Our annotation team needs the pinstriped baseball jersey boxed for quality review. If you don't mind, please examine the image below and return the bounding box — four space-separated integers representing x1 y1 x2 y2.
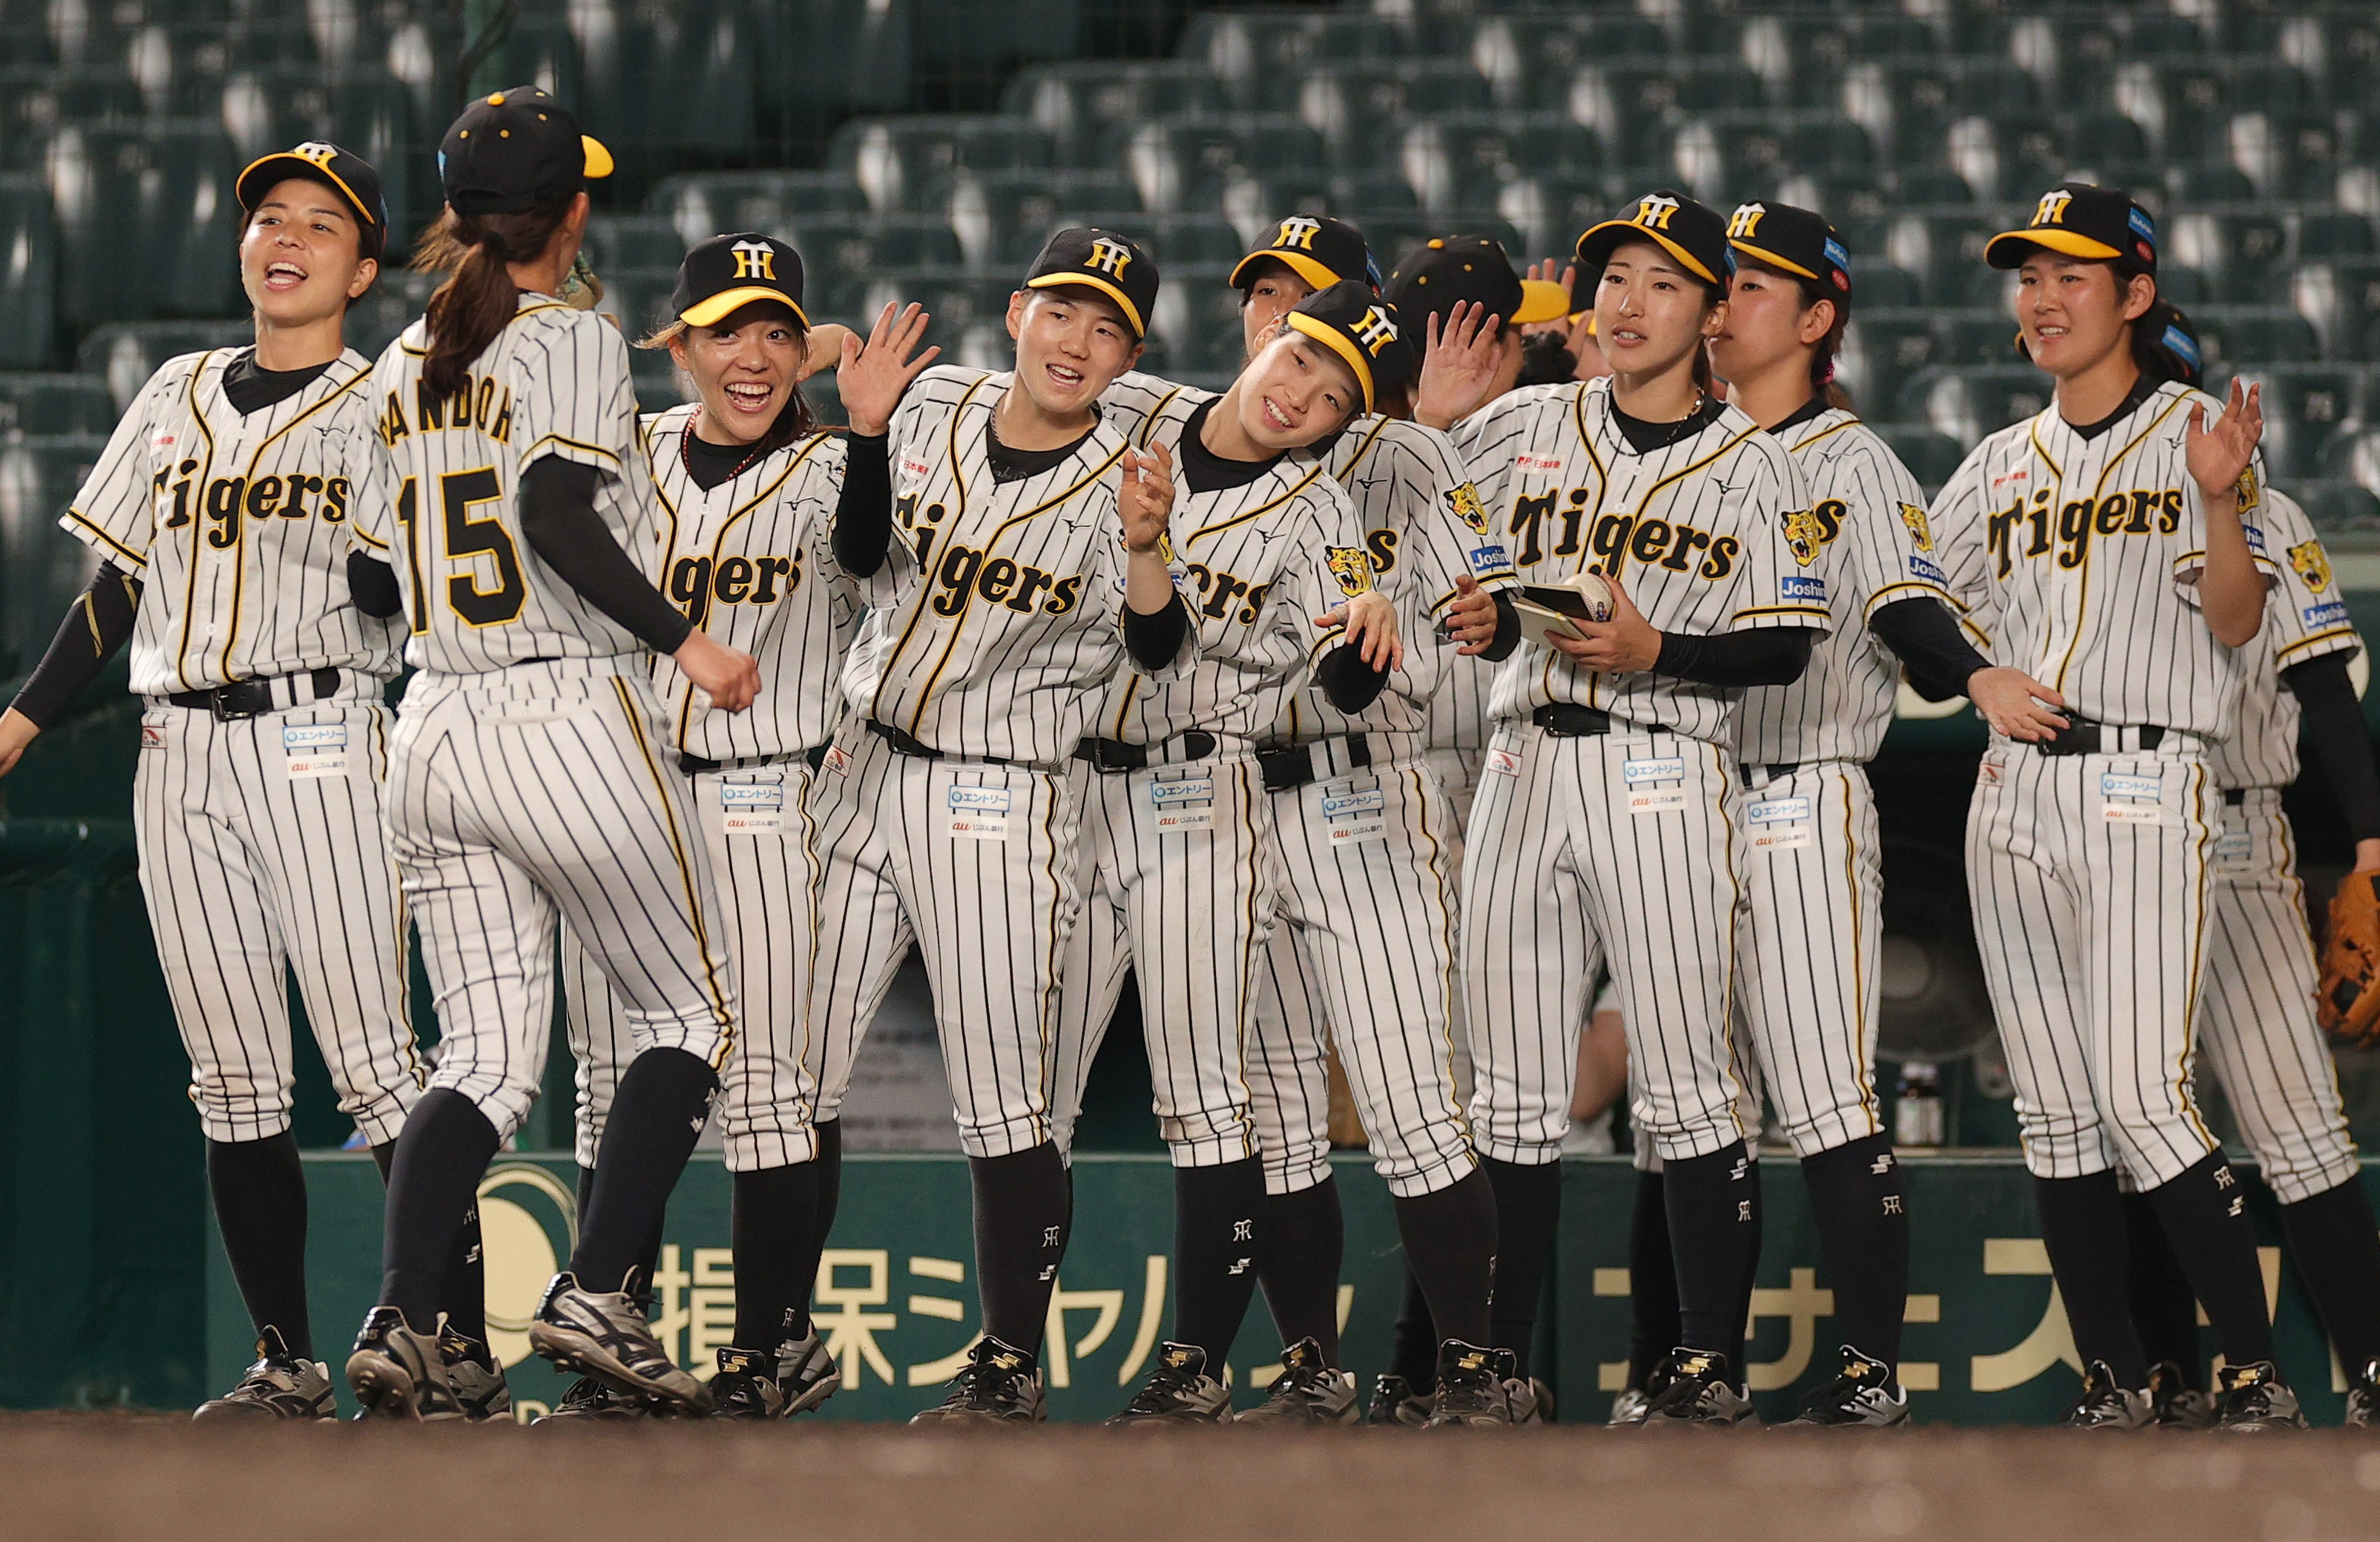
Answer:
2210 487 2360 790
1451 377 1827 743
357 296 660 673
1927 380 2274 741
1736 410 1950 765
845 364 1178 763
60 347 402 695
1097 369 1184 444
640 406 857 760
1086 388 1374 744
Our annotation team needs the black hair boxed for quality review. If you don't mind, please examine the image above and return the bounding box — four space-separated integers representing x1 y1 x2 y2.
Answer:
1731 252 1852 411
412 197 578 398
1516 332 1577 388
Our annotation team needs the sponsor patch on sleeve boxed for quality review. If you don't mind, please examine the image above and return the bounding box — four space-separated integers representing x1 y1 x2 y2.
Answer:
1468 542 1510 575
2304 600 2350 627
1779 574 1827 605
1907 554 1949 585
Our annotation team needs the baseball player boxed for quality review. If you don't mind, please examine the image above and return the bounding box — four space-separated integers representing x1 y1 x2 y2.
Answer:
548 234 862 1422
799 227 1193 1424
1450 190 1827 1425
2119 482 2380 1428
0 142 508 1421
338 88 764 1421
1045 281 1407 1425
1929 183 2300 1430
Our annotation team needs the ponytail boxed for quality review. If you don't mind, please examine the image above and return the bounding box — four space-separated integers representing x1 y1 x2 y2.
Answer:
2109 255 2202 387
412 200 579 398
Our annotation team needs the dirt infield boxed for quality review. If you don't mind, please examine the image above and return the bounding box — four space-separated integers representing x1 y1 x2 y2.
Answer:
7 1418 2380 1541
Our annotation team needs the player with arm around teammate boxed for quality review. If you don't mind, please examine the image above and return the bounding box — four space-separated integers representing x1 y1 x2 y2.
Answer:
1929 183 2297 1430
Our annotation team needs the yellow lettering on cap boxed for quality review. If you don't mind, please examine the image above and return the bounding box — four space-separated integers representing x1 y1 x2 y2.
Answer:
1728 203 1766 239
1634 194 1680 231
1352 305 1398 357
1085 238 1133 278
730 240 777 280
1275 217 1321 252
2034 189 2074 226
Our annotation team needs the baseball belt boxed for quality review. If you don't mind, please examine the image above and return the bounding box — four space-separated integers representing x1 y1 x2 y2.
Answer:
866 718 1013 766
680 745 830 775
166 666 344 721
1256 733 1374 793
1075 732 1219 774
2034 718 2166 757
1531 703 1612 737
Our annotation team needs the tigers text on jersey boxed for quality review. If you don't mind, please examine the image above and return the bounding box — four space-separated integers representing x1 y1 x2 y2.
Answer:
1088 384 1375 745
355 295 658 674
641 406 857 761
2211 487 2359 790
1452 377 1826 744
1736 410 1951 765
844 365 1183 764
1928 378 2275 742
61 347 402 696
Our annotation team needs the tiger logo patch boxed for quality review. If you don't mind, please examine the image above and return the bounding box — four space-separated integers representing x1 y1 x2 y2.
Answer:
1782 507 1827 568
1446 481 1489 536
2235 465 2262 515
2289 539 2333 594
1899 502 1933 552
1325 545 1375 597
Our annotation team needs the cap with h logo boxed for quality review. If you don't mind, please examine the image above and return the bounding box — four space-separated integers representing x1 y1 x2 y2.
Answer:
439 85 614 217
1281 279 1418 413
1382 234 1570 335
670 233 809 329
1574 189 1734 289
1986 183 2157 272
1726 201 1852 301
1024 227 1160 339
234 142 389 260
1229 214 1378 295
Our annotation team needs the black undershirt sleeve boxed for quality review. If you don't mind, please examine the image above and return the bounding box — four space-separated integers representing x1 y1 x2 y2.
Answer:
2283 652 2380 843
517 456 693 655
1121 593 1191 673
1480 589 1521 662
1314 641 1393 712
1651 626 1816 688
832 432 894 578
1869 596 1994 703
8 561 142 729
347 551 403 619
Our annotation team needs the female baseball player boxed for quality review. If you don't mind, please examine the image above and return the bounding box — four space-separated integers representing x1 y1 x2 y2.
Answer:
799 227 1192 1424
1450 190 1826 1425
0 142 504 1420
338 88 765 1420
1929 183 2298 1429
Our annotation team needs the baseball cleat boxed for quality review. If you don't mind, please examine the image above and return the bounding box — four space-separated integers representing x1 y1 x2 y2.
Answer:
1641 1348 1757 1426
1608 1387 1652 1427
527 1271 712 1417
1364 1373 1431 1428
1236 1337 1358 1426
1108 1342 1232 1425
438 1325 512 1423
1507 1375 1554 1426
194 1326 336 1422
346 1306 465 1421
1786 1345 1910 1428
535 1376 652 1423
2213 1361 2307 1431
775 1319 843 1416
910 1335 1045 1424
1424 1340 1513 1428
2146 1359 2215 1429
2347 1361 2380 1429
2057 1361 2153 1429
711 1346 789 1420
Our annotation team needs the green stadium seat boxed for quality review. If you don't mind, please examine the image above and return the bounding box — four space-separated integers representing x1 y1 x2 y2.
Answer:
1143 261 1245 381
1180 10 1410 110
1669 114 1876 206
1360 213 1530 274
1884 167 1978 206
1841 60 2040 171
771 214 965 286
1122 117 1326 214
0 374 111 438
650 173 869 252
1941 309 2024 366
1496 174 1620 263
1465 13 1669 111
1002 62 1223 167
1851 263 1923 309
2292 479 2380 537
1737 14 1854 111
2154 266 2214 306
343 270 435 364
1565 61 1772 177
2229 111 2344 201
2188 306 2322 369
1868 424 1968 493
1397 114 1598 213
2288 259 2380 361
0 66 139 170
481 13 582 114
72 320 291 411
631 347 690 416
753 0 912 114
1896 364 2054 449
1772 170 1890 231
2294 7 2380 109
45 122 242 328
2293 210 2376 263
593 266 681 344
1846 13 1942 62
2165 206 2289 304
586 217 688 274
568 1 757 160
1298 61 1492 165
826 269 1016 339
2224 364 2367 480
940 168 1140 269
2321 430 2380 503
829 117 1051 214
1838 309 1946 418
0 175 56 368
1048 213 1244 268
1880 209 1996 307
0 433 108 678
911 0 1083 72
1955 266 2016 308
2167 163 2256 203
2122 12 2211 57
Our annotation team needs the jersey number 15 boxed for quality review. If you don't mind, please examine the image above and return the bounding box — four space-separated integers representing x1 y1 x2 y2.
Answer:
394 466 527 632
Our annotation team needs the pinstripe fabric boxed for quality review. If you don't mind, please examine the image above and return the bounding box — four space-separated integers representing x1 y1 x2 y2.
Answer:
2210 488 2358 790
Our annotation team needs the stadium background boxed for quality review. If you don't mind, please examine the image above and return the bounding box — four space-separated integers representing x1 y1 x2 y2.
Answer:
0 0 2377 1422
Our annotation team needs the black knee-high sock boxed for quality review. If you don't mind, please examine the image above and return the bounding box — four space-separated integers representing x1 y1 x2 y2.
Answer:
1663 1141 1761 1364
1801 1133 1910 1367
2280 1178 2380 1379
1392 1267 1439 1388
732 1160 824 1353
2143 1152 2272 1368
1258 1176 1345 1362
571 1160 665 1310
1482 1156 1560 1379
568 1048 718 1293
1172 1158 1265 1372
386 1141 489 1348
1628 1168 1680 1388
968 1142 1072 1353
2035 1170 2146 1384
381 1090 502 1333
1393 1167 1497 1349
209 1132 313 1359
2122 1191 2203 1387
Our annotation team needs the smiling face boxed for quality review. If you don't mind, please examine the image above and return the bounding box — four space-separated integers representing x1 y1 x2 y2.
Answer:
2014 251 2154 381
239 176 375 325
1232 329 1364 453
1239 259 1318 361
670 301 803 447
1592 238 1723 380
1006 286 1144 418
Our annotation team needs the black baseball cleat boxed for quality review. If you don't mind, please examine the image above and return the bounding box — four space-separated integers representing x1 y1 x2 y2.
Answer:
2349 1360 2380 1430
2213 1360 2307 1431
528 1270 712 1416
535 1376 652 1423
1641 1348 1756 1426
1786 1345 1910 1428
2146 1359 2215 1429
1108 1342 1232 1425
346 1307 465 1421
1236 1337 1358 1425
2057 1361 2151 1429
774 1317 844 1416
1607 1387 1652 1427
438 1324 513 1423
1423 1340 1513 1428
195 1326 337 1422
1364 1373 1431 1428
711 1346 789 1420
910 1336 1045 1424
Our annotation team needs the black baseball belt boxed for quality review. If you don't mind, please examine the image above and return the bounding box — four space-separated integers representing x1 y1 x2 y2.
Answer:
1075 732 1218 774
165 666 343 721
1256 734 1374 794
2034 718 2166 758
867 718 1013 766
1531 703 1611 737
680 745 829 775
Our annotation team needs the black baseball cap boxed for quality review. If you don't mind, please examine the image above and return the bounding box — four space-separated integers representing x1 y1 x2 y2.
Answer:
1726 200 1851 301
1986 183 2157 273
235 142 388 259
1024 226 1159 339
438 85 614 217
1281 279 1417 413
671 232 808 329
1383 234 1570 336
1229 214 1378 295
1575 189 1734 289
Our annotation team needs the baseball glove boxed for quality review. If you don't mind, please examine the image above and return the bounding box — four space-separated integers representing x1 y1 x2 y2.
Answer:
2317 870 2380 1047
